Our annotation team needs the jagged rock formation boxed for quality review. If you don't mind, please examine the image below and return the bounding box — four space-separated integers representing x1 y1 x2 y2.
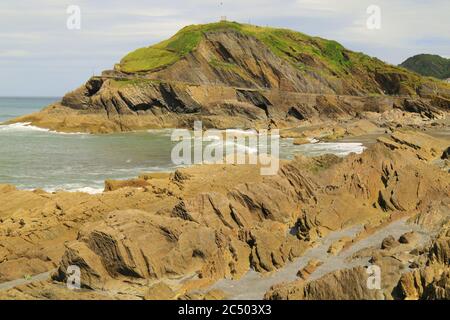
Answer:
0 130 448 299
262 131 450 301
8 22 450 133
265 266 383 300
264 225 450 300
395 226 450 299
1 21 449 301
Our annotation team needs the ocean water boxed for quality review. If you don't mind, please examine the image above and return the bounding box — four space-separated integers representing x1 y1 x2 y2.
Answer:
0 97 58 123
0 98 365 193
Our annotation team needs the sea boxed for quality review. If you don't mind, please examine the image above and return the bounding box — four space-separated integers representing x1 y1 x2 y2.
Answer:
0 97 365 193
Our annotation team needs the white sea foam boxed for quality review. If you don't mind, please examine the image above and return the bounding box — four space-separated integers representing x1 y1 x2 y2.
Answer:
68 187 104 194
225 128 258 136
207 140 259 155
41 186 104 194
299 142 366 156
204 134 222 141
113 166 169 173
0 122 50 132
51 130 88 135
233 143 258 155
308 137 320 144
0 122 87 135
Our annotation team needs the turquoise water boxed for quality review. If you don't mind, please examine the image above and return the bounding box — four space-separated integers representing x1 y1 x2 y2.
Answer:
0 98 365 193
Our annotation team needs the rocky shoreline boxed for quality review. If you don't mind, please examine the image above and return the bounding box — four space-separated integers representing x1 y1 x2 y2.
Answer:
1 21 450 300
5 87 449 135
5 22 450 135
0 128 448 300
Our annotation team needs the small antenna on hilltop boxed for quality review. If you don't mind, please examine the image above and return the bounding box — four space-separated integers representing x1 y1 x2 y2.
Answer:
219 1 227 22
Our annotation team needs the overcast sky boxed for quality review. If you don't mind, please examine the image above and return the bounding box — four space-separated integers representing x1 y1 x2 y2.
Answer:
1 0 449 97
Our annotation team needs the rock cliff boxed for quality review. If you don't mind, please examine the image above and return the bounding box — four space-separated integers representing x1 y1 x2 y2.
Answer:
8 22 450 133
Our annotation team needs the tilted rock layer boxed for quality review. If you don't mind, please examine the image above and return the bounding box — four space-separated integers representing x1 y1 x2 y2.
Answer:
0 130 448 299
7 22 450 133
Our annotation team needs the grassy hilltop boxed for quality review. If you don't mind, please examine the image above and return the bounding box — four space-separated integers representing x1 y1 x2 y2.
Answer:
7 22 450 134
116 21 447 96
119 21 356 74
400 54 450 80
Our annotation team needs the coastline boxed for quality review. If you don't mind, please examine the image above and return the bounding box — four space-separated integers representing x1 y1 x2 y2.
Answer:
2 103 448 194
0 128 448 299
4 100 448 138
1 12 450 302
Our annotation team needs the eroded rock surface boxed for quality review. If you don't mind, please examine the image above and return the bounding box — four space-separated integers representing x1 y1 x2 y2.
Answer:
6 23 450 133
0 130 448 299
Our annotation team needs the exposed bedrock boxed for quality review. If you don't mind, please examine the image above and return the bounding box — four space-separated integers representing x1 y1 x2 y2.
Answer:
10 26 449 133
0 130 447 299
0 130 441 298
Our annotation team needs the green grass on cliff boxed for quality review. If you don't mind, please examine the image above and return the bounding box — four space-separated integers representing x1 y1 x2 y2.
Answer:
119 22 237 73
119 48 179 73
118 21 355 74
117 21 449 96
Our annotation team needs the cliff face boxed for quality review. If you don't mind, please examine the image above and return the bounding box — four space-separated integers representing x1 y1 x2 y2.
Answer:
10 22 450 132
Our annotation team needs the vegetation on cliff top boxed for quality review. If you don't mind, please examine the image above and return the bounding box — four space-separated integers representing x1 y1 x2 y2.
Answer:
400 54 450 80
118 21 355 74
116 21 448 96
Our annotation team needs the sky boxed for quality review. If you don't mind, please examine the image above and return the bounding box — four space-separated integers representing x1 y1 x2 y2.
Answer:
0 0 449 97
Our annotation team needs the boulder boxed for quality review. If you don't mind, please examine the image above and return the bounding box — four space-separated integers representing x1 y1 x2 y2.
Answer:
327 237 352 255
104 178 150 192
381 236 398 250
296 259 323 280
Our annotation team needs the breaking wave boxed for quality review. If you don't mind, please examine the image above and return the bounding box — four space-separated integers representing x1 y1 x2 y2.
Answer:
0 122 87 135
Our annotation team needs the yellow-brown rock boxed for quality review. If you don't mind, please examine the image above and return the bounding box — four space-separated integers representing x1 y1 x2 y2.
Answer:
0 130 448 299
